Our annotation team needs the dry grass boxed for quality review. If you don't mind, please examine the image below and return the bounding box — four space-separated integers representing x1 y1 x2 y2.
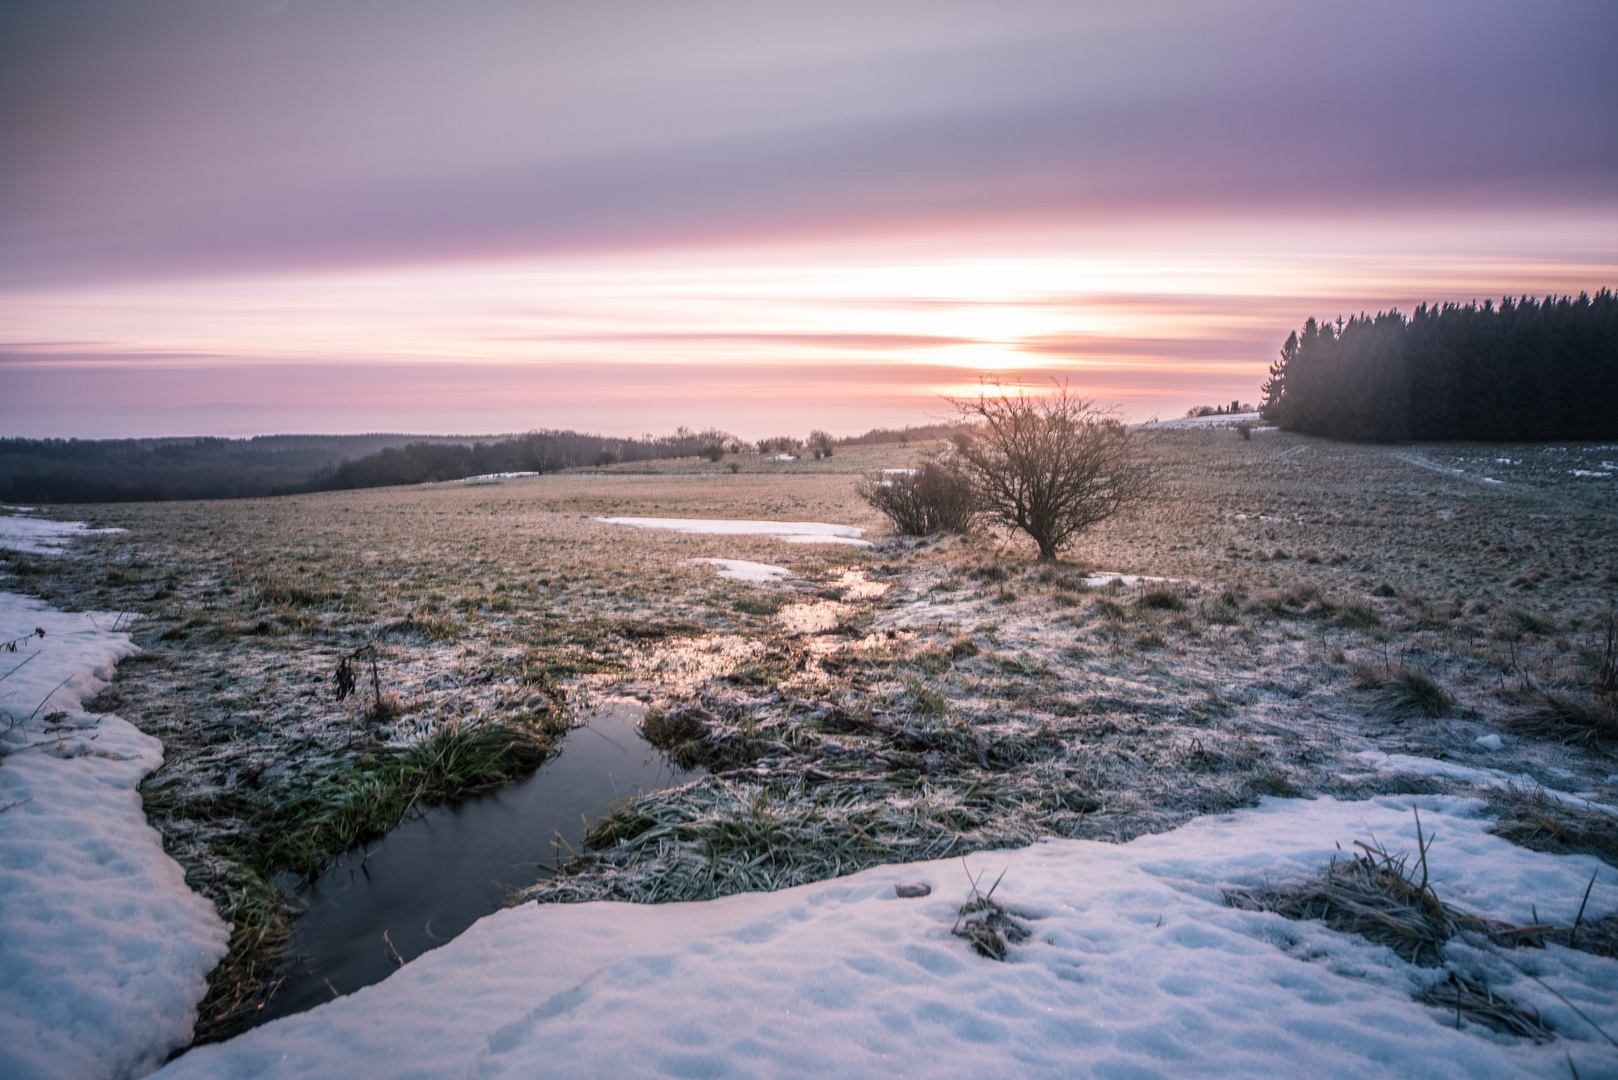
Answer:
1226 823 1487 966
1226 815 1585 1042
1485 784 1618 868
12 428 1618 1045
1353 663 1454 718
1413 973 1554 1041
951 865 1030 961
1503 693 1618 748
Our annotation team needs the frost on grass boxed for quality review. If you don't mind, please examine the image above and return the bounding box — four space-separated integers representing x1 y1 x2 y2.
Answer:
10 434 1618 1066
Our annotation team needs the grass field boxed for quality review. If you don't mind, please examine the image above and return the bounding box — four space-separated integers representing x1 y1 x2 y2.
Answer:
5 429 1615 1042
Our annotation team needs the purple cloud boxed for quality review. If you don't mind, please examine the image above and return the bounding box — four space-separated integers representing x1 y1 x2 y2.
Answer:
3 0 1614 287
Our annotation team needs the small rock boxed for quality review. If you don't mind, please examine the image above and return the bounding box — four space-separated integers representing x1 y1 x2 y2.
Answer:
895 883 931 898
1474 734 1504 751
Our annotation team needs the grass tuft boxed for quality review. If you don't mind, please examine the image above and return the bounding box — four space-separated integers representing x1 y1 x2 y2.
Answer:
1503 693 1618 748
951 865 1029 961
258 720 558 878
1137 585 1184 611
1226 818 1565 1041
1355 664 1452 717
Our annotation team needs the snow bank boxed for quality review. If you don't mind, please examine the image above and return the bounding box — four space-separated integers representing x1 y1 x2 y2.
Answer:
451 472 540 482
0 592 228 1080
157 796 1616 1079
692 559 791 583
601 517 871 547
0 515 127 554
1139 412 1269 431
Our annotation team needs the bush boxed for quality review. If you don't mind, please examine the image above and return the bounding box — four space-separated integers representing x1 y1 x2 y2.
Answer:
858 462 978 536
948 382 1154 560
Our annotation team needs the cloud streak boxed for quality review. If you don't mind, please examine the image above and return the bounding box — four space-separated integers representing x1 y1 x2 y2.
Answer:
2 0 1614 436
3 0 1615 286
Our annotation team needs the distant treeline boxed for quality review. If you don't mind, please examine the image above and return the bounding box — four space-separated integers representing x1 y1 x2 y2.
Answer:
0 434 469 504
0 421 963 504
307 428 746 490
1260 291 1618 441
836 423 966 446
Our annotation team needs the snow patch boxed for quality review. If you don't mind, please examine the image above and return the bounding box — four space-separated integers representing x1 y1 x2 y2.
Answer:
451 472 540 482
1084 572 1165 588
1354 750 1618 814
155 795 1618 1079
780 534 872 546
0 515 127 554
1 592 228 1080
691 559 791 584
1139 412 1268 430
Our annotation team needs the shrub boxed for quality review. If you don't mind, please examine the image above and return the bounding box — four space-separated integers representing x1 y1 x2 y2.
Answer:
948 381 1154 560
858 462 978 536
807 430 835 458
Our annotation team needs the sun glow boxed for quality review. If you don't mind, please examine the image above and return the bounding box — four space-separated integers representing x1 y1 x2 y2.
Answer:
3 210 1614 437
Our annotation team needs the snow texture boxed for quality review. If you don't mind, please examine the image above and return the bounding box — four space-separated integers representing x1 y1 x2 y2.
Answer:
158 796 1617 1080
0 514 127 553
1139 412 1270 430
0 592 228 1079
691 559 792 584
601 517 871 546
1354 751 1618 814
1083 573 1166 588
450 472 541 482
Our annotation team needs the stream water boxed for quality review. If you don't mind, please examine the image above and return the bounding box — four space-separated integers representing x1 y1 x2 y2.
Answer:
259 696 699 1024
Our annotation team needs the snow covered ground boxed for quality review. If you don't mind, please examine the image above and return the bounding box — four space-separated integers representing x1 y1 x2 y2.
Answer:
691 558 792 583
1138 412 1271 431
0 523 228 1080
449 472 541 482
0 513 127 553
601 517 871 546
158 795 1616 1080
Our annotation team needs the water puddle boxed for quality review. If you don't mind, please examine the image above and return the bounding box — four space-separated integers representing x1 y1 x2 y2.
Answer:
259 695 698 1024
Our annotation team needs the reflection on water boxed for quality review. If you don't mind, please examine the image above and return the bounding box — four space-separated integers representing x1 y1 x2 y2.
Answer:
259 696 698 1024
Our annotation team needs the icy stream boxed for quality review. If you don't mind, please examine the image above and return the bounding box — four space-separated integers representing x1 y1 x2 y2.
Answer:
258 697 700 1024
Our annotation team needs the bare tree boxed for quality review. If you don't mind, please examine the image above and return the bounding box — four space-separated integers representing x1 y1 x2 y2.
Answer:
949 383 1153 560
858 461 977 536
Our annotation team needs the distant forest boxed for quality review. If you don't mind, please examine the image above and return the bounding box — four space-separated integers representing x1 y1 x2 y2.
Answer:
307 427 747 491
0 434 465 504
0 423 955 504
1260 291 1618 441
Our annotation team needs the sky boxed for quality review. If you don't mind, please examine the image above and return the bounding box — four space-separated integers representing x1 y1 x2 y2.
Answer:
2 0 1615 439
